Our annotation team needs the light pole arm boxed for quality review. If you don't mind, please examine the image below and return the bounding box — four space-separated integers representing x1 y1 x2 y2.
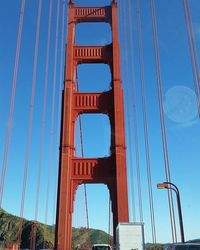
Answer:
164 182 178 192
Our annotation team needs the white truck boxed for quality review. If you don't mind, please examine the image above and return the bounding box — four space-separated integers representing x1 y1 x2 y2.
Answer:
116 223 145 250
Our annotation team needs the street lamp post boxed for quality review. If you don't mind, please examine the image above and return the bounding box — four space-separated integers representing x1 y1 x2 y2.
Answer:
157 182 185 243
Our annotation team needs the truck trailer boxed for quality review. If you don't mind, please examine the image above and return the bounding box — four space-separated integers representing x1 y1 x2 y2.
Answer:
116 223 145 250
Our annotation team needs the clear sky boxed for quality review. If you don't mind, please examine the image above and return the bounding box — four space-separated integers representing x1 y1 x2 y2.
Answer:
0 0 200 244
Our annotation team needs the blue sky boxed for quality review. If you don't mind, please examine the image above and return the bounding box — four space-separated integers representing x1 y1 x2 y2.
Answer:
0 0 200 244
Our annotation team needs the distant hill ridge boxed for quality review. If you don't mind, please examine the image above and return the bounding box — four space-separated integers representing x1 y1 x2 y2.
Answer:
1 208 182 250
0 208 111 249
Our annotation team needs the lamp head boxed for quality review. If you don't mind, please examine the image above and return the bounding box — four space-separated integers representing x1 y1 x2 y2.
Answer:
157 183 170 189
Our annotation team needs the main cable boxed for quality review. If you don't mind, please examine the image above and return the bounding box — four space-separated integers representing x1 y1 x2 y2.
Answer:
52 0 67 227
18 0 42 243
182 0 200 116
118 0 136 223
30 1 53 249
150 0 177 242
127 0 143 223
136 0 157 244
0 0 26 208
43 0 60 247
35 0 52 223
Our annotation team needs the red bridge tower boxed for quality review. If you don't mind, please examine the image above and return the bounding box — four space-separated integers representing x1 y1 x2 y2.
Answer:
56 1 129 249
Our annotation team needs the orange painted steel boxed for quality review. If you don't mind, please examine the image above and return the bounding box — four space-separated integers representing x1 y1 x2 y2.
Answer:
6 243 19 250
55 2 129 249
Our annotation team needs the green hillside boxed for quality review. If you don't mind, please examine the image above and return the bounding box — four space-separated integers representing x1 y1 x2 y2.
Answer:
0 208 54 249
72 227 112 249
0 208 111 249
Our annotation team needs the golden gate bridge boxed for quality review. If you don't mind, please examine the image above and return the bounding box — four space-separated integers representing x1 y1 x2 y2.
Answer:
0 0 200 249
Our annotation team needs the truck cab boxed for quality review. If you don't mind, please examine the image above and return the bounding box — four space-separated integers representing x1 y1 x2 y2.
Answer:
92 244 112 250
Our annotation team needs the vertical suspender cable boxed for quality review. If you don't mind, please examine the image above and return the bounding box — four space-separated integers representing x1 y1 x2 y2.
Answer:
150 0 177 242
127 0 143 223
18 0 42 243
78 115 90 231
182 0 200 116
136 0 157 244
52 0 66 226
83 184 90 233
108 197 111 246
30 1 53 249
35 0 52 223
75 70 91 246
118 0 136 223
79 119 90 237
185 0 200 90
0 0 26 208
43 0 60 247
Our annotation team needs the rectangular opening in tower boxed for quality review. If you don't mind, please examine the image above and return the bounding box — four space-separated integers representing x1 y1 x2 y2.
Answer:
75 23 112 46
72 183 113 246
75 114 111 158
76 64 111 92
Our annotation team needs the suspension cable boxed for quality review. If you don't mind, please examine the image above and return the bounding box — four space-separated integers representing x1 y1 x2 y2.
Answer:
0 0 26 208
18 0 42 244
118 0 136 223
136 0 157 244
52 0 67 226
127 0 143 223
185 0 200 89
43 0 60 247
108 196 111 246
75 70 91 247
182 0 200 116
78 115 90 232
35 0 52 223
30 2 53 249
185 0 200 92
150 0 177 242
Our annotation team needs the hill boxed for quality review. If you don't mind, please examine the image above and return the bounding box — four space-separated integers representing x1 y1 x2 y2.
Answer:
0 208 54 249
0 208 111 249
